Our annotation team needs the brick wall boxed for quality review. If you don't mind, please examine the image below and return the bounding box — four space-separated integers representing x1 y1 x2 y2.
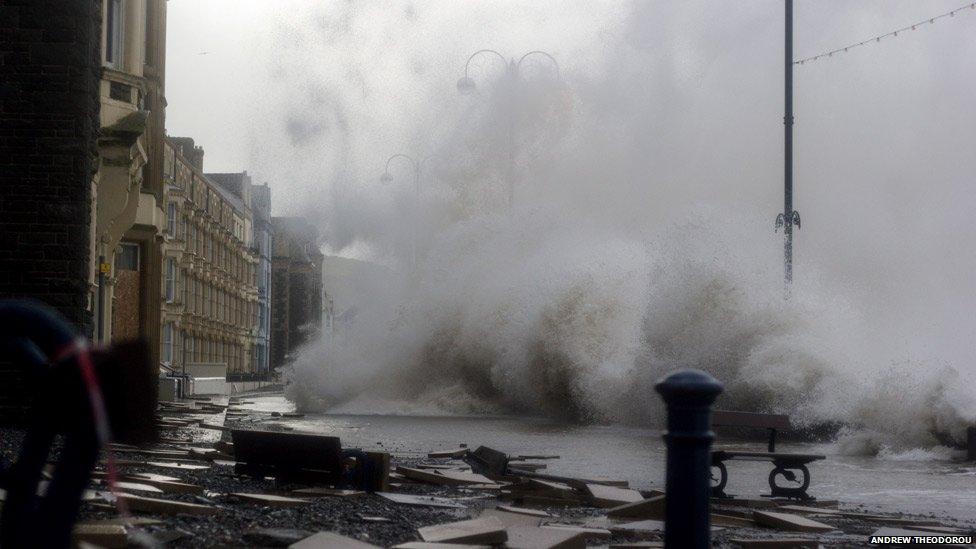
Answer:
0 0 102 423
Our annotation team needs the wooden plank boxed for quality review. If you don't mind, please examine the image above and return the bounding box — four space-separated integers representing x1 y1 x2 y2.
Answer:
504 526 585 549
289 531 381 548
608 520 665 540
145 461 211 470
606 495 665 519
752 511 836 533
418 517 508 545
710 513 756 527
585 484 644 508
232 493 311 507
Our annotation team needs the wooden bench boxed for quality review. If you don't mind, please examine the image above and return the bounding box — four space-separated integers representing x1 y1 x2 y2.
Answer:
710 410 825 501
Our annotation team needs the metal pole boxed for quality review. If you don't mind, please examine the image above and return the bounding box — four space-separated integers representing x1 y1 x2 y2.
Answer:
655 369 724 549
784 0 794 289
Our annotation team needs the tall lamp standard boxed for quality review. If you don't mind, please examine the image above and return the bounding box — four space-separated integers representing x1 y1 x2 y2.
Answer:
776 0 801 294
456 49 560 209
381 153 439 270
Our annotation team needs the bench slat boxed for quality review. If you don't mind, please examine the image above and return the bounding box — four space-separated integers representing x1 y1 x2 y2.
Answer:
712 410 791 431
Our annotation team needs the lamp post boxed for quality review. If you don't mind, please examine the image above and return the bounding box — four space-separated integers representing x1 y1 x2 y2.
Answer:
381 153 438 270
776 0 801 295
457 49 560 209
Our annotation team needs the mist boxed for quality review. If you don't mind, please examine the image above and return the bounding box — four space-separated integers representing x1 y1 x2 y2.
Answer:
166 1 976 455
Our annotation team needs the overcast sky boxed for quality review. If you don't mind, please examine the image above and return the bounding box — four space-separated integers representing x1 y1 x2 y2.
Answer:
165 0 976 212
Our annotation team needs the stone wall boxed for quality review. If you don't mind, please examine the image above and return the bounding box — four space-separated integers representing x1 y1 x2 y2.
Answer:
0 0 102 423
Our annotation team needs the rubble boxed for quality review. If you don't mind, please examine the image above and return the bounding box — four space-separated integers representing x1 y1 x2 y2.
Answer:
4 394 969 548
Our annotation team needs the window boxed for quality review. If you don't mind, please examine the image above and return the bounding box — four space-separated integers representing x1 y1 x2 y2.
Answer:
167 203 177 235
105 0 124 68
164 258 176 302
162 322 173 364
115 242 140 271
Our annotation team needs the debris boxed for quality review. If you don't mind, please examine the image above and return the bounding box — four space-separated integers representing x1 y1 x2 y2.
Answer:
393 541 491 549
376 491 466 509
231 493 311 507
126 479 204 495
540 525 611 540
232 429 343 484
504 525 586 549
115 493 218 515
479 508 542 527
292 487 365 498
607 519 665 539
775 505 843 516
145 461 211 470
584 484 644 508
752 511 836 533
396 466 495 486
418 516 509 545
357 515 392 523
289 531 381 548
727 540 820 549
72 524 128 548
428 448 469 459
609 543 663 549
606 495 665 519
242 527 313 546
465 446 510 476
710 513 756 527
497 505 552 517
510 455 560 461
110 481 164 494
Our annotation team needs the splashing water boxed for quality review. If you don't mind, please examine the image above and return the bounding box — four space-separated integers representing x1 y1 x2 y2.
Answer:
257 2 976 459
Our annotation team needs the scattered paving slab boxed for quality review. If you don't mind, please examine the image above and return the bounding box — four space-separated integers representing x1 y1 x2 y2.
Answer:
231 493 311 507
752 510 837 533
711 512 756 527
728 540 821 549
609 543 664 549
115 493 218 516
418 516 508 545
377 491 467 509
585 484 644 508
393 541 491 549
242 527 313 546
479 508 542 527
110 481 163 494
504 525 585 549
540 524 612 540
428 448 469 459
292 487 365 498
606 495 665 519
145 461 211 470
497 505 552 517
72 524 128 548
607 519 665 539
289 531 382 548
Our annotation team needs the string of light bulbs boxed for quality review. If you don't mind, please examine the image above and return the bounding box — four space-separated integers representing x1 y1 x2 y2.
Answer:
794 2 976 65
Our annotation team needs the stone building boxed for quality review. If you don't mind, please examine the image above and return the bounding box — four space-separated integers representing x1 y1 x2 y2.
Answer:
161 138 260 378
0 0 104 421
270 217 324 371
92 0 169 371
250 184 274 377
206 173 272 380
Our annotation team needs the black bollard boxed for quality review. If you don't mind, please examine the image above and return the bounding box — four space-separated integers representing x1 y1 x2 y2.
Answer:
968 426 976 461
655 369 724 549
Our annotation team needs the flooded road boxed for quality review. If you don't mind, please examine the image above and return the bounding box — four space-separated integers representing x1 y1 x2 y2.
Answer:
240 395 976 522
